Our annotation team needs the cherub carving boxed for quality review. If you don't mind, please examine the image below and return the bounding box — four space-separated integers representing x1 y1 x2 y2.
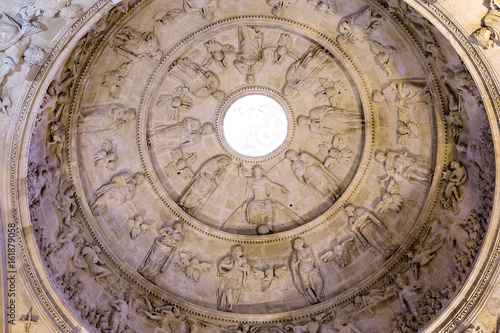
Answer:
473 0 500 48
170 57 225 99
320 236 355 268
164 148 197 179
79 104 136 134
315 78 346 108
285 149 340 198
282 46 332 96
374 178 403 214
267 0 298 17
94 139 118 170
126 214 151 239
337 7 383 44
271 33 297 64
368 40 397 77
111 26 162 59
178 155 231 214
102 61 132 98
397 109 420 145
318 136 353 167
157 86 193 120
253 266 287 292
148 118 214 151
178 251 212 282
307 0 337 14
441 161 467 214
203 39 235 68
234 26 265 84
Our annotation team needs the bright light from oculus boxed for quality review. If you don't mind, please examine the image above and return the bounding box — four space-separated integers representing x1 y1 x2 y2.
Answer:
223 95 288 157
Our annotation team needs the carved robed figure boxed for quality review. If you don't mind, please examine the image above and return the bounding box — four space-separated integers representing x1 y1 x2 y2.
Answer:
138 222 183 283
217 245 251 311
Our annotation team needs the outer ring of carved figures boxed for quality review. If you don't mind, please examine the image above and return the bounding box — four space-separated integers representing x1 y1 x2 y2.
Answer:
60 4 457 323
9 1 499 333
73 0 438 314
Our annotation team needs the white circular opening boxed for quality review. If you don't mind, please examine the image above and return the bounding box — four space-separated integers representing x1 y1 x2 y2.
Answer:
223 95 288 157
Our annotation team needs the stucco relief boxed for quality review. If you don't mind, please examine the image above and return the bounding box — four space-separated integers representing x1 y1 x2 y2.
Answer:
17 0 498 332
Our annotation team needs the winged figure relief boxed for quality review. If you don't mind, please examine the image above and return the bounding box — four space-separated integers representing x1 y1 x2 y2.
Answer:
253 266 288 292
178 251 212 282
320 236 355 268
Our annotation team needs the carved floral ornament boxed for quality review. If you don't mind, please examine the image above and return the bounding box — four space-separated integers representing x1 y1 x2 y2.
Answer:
11 0 499 332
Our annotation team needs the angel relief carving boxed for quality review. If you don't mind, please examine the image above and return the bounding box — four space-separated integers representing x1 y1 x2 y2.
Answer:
282 46 332 96
170 57 225 99
203 38 235 68
222 164 303 235
157 86 193 120
137 295 191 331
374 178 403 214
320 236 355 268
397 109 420 145
337 7 383 44
178 155 231 214
94 139 118 170
271 33 297 64
284 149 340 198
290 237 324 304
81 245 111 282
90 171 145 216
126 213 151 240
253 266 287 292
177 251 212 282
318 136 353 167
217 244 251 311
165 148 197 179
234 26 265 84
138 222 183 283
101 61 132 99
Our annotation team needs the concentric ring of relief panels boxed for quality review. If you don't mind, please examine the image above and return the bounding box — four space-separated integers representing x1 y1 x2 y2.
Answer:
69 4 441 315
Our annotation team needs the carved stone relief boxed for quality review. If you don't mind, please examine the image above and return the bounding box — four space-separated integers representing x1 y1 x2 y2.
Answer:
20 1 497 332
473 0 500 48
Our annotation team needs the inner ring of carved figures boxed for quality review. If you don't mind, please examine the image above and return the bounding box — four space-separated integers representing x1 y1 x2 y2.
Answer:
140 21 371 235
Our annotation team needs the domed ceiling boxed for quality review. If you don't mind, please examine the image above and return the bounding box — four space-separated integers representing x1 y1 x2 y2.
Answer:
18 0 498 332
